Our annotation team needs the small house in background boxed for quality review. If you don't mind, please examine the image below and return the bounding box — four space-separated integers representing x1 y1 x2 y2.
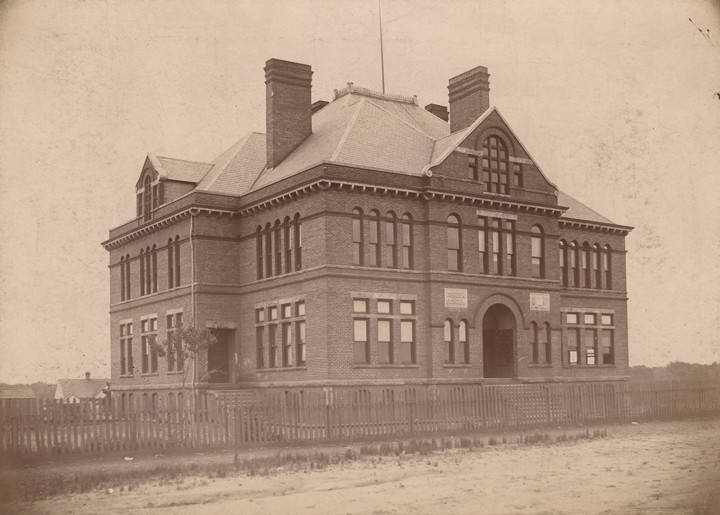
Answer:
54 372 109 403
0 385 37 400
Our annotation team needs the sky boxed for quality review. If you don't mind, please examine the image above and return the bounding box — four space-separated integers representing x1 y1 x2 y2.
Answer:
0 0 719 384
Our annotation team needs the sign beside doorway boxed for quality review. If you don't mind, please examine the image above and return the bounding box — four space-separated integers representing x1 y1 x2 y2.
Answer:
444 288 468 309
529 292 550 311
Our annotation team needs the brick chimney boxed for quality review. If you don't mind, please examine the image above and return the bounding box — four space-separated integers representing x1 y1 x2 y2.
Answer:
85 371 91 380
447 65 490 133
265 58 313 168
424 103 448 121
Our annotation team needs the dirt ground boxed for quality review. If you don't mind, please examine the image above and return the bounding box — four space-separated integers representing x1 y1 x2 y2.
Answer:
4 419 720 515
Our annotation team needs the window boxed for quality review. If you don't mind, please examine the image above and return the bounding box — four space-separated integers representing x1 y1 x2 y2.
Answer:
468 155 479 181
504 220 515 276
481 136 509 194
377 299 392 314
543 322 551 364
274 220 282 275
282 303 292 319
582 243 591 288
143 175 152 221
268 306 278 321
151 245 157 293
559 240 568 287
490 219 501 274
512 162 523 187
400 214 413 269
530 225 544 278
124 254 131 299
264 223 272 277
566 312 578 324
583 313 596 325
353 299 368 313
564 311 614 367
141 316 158 374
119 322 133 376
256 308 265 323
603 245 612 289
567 328 579 365
296 301 305 317
139 249 145 296
352 208 363 265
399 300 414 315
256 326 264 369
294 213 302 271
447 214 462 271
282 323 293 367
166 312 183 372
174 236 180 286
120 257 126 301
256 299 307 370
569 242 579 287
268 324 278 368
378 319 392 364
478 216 487 273
284 216 292 273
593 244 601 289
601 314 613 325
145 246 152 295
368 210 380 266
458 320 469 364
256 227 263 279
601 330 614 365
530 322 539 364
353 319 369 364
584 329 597 365
384 212 397 268
399 320 415 364
443 319 454 364
174 313 183 371
168 239 175 288
296 320 306 366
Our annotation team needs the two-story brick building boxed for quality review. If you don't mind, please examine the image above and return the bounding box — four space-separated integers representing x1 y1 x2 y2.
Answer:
102 58 632 397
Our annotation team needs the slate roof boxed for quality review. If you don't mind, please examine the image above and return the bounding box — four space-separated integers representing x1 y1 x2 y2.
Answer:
0 385 36 399
154 85 619 226
56 378 108 399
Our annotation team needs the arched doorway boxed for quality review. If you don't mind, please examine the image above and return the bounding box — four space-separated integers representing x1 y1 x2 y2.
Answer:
482 304 516 378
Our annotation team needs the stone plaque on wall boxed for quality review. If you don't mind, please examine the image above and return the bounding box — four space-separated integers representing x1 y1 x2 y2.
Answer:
444 288 468 309
529 292 550 311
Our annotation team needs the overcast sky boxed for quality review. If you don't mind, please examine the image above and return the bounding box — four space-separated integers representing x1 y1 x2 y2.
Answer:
1 0 718 383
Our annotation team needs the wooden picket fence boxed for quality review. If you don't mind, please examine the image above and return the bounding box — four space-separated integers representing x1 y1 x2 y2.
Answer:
1 381 719 457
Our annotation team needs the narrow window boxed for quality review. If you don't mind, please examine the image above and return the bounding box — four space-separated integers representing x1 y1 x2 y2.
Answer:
582 243 592 288
593 243 602 289
559 240 568 286
120 257 126 301
294 213 302 270
143 175 152 221
399 319 415 364
352 208 363 265
444 319 454 364
139 249 145 296
447 214 462 272
268 324 277 368
264 223 272 277
296 300 305 317
384 212 397 268
145 246 152 295
136 192 143 218
468 155 479 181
282 323 292 367
478 216 487 273
256 326 264 369
458 320 469 364
400 214 412 269
567 328 579 365
504 220 515 275
512 162 523 188
569 242 578 287
125 254 131 299
151 245 157 293
256 227 263 280
604 245 612 289
284 217 292 273
601 329 614 365
120 324 126 374
353 319 369 364
378 319 392 364
174 313 184 371
531 322 539 364
368 210 380 266
274 220 282 275
543 322 552 364
168 239 174 288
584 328 597 365
530 225 544 278
174 236 181 286
491 219 501 274
296 320 306 366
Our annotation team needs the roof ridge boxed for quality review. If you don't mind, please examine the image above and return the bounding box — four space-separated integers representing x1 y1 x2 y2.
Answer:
363 97 437 140
156 156 213 166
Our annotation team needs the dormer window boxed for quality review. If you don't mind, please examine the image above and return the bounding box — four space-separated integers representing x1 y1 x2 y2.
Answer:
481 136 509 194
137 172 163 222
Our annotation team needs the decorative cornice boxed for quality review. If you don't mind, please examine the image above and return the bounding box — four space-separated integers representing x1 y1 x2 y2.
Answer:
559 218 633 235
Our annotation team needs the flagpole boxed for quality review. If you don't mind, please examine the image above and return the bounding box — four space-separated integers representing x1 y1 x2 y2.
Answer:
379 0 386 94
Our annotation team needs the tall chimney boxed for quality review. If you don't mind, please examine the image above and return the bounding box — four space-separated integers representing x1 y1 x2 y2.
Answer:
424 103 448 121
447 65 490 133
85 371 91 380
265 58 313 168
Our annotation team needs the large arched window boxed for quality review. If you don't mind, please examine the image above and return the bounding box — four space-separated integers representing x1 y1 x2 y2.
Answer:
593 243 601 289
256 227 263 279
530 225 544 278
603 245 612 289
559 240 568 287
458 320 469 364
582 242 591 288
264 223 272 277
443 319 454 364
293 213 302 270
284 216 292 273
274 220 282 275
352 208 363 266
400 213 413 269
447 214 462 272
368 210 380 267
481 136 509 194
569 241 579 287
384 211 397 268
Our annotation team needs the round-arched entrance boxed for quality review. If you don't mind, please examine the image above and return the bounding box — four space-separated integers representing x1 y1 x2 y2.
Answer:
482 303 516 378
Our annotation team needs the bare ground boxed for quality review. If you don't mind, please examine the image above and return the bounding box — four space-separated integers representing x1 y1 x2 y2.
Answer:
3 419 720 515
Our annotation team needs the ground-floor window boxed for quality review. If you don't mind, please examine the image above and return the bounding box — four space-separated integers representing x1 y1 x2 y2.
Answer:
562 310 615 366
119 322 133 376
352 296 417 366
255 299 307 370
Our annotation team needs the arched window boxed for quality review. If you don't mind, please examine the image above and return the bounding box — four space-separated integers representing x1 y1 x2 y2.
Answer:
368 210 380 267
447 214 462 272
274 220 282 275
256 227 263 280
145 246 152 294
530 225 544 278
582 242 591 288
478 216 487 273
125 254 131 299
443 319 454 364
458 320 469 364
151 244 157 293
544 322 552 364
593 243 601 289
284 216 292 273
559 240 568 286
481 136 509 194
139 249 145 296
352 208 363 265
168 238 175 288
569 241 578 287
293 213 302 270
143 175 152 221
603 245 612 289
530 322 539 364
174 236 180 286
384 211 397 268
264 223 272 277
400 213 413 269
120 256 126 301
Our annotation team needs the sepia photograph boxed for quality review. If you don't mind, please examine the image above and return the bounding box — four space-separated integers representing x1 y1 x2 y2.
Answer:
1 0 719 513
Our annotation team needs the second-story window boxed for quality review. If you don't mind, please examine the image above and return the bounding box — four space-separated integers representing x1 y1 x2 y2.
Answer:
603 245 612 289
504 220 515 276
559 240 568 286
384 212 397 268
352 208 363 265
139 249 145 296
400 214 413 269
531 225 544 278
593 243 601 289
447 214 462 272
368 210 380 267
293 213 302 271
284 216 293 273
120 256 126 301
264 223 272 277
274 220 282 276
478 216 487 273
